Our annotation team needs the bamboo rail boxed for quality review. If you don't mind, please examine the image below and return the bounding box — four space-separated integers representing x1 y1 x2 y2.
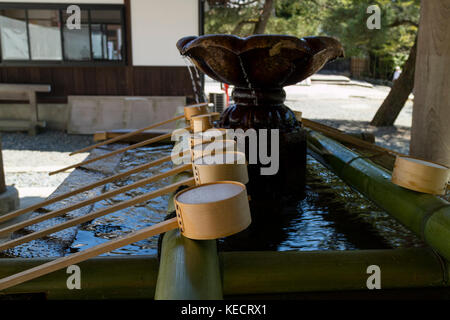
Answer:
302 118 403 156
0 177 196 290
0 248 446 298
221 248 447 295
307 130 450 262
0 164 192 236
0 256 159 299
0 218 179 291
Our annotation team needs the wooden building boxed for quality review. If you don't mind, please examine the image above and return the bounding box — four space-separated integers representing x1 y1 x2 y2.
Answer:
0 0 202 133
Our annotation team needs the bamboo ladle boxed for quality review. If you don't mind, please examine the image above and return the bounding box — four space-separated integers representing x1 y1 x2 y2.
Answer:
69 102 210 156
1 126 230 226
0 163 192 237
49 112 221 176
0 155 250 290
0 154 178 225
0 140 240 235
49 129 187 176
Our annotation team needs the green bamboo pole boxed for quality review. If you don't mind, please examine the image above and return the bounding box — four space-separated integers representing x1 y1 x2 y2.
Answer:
307 130 450 261
154 112 223 300
155 223 223 300
0 256 158 300
221 248 447 295
0 248 446 299
155 168 223 300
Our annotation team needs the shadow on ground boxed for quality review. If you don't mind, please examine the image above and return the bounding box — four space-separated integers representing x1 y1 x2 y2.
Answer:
1 130 93 152
313 119 411 155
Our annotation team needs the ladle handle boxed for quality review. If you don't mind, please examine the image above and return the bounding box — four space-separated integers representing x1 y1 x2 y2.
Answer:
69 115 185 156
0 218 179 291
49 127 189 176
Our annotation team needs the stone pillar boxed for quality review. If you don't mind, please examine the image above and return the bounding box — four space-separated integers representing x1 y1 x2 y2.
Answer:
0 136 19 229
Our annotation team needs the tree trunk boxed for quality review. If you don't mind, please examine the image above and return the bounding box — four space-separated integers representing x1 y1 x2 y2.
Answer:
370 36 417 127
410 0 450 166
252 0 274 34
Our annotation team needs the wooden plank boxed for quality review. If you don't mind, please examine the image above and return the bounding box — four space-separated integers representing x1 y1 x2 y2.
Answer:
0 120 46 132
71 116 182 154
410 0 450 166
92 129 172 143
0 84 51 93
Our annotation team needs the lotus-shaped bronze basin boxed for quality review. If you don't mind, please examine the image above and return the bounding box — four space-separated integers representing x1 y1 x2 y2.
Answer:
177 34 344 204
177 34 344 89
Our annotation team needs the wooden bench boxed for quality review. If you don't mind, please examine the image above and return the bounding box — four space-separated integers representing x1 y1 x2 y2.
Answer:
0 84 51 135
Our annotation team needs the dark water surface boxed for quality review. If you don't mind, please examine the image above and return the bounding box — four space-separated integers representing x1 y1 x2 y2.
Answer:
67 145 423 256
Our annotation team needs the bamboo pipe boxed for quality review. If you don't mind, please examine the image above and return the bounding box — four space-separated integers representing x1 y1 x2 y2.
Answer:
69 102 209 156
69 115 185 156
0 178 195 253
0 248 446 299
0 218 180 291
307 130 450 262
301 117 403 156
0 154 177 224
0 164 192 236
0 256 159 299
156 117 224 300
155 172 223 300
49 128 187 176
221 248 447 295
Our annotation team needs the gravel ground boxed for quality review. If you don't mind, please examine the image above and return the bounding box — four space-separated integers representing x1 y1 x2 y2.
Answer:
1 130 93 152
207 77 413 154
1 130 94 207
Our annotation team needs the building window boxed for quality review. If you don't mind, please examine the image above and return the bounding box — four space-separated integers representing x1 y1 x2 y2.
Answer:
90 10 123 61
62 9 90 61
0 4 125 64
0 9 29 60
28 9 62 60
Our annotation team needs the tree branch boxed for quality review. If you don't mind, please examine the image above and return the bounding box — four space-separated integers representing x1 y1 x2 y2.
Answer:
232 18 258 34
389 19 419 28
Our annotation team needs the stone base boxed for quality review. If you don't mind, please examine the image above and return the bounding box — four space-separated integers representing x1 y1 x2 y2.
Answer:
0 186 20 242
0 186 19 215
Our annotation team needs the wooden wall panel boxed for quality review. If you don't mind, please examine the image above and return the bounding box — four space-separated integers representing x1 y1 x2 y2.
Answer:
0 66 195 103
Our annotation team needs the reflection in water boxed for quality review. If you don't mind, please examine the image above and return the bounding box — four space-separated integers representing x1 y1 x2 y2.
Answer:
67 146 423 256
68 145 173 256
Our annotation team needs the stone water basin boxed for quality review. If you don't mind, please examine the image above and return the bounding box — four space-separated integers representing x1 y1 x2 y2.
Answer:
3 143 424 258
